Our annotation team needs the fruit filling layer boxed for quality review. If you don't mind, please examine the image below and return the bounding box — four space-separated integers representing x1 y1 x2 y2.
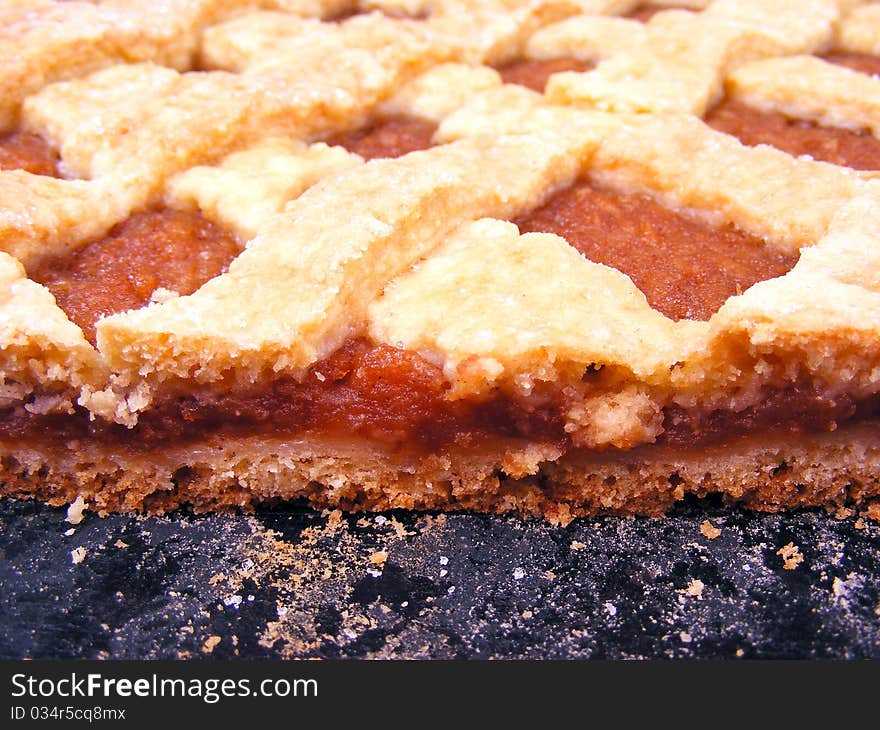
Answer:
497 58 595 93
706 98 880 171
323 116 437 160
29 210 241 345
1 338 876 453
514 179 797 321
0 132 61 177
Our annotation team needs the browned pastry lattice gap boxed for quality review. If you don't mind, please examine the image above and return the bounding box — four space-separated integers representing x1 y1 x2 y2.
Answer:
627 3 696 23
824 52 880 78
0 132 61 177
329 4 430 23
513 178 797 321
323 115 438 160
496 58 596 93
706 97 880 171
29 210 241 346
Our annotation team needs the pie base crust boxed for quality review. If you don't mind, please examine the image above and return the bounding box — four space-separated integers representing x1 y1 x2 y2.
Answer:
4 424 879 525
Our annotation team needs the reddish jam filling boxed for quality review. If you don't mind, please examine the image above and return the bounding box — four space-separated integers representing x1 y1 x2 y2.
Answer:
0 339 877 453
513 179 797 321
626 3 694 23
30 210 241 345
497 58 596 93
323 116 437 160
824 52 880 78
659 386 879 448
0 340 563 451
0 132 62 177
706 98 880 171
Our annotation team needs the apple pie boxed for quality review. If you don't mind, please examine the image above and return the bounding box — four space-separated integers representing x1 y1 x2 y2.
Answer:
3 0 880 524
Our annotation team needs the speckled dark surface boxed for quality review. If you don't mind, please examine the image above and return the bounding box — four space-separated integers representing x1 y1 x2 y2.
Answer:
1 497 878 659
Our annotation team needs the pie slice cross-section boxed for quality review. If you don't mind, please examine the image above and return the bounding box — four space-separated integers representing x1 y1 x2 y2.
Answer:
3 0 880 524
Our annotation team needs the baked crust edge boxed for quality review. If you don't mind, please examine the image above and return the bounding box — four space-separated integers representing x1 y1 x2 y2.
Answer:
3 425 879 525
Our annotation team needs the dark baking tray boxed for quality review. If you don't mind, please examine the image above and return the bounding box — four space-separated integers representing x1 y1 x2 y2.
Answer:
1 497 878 659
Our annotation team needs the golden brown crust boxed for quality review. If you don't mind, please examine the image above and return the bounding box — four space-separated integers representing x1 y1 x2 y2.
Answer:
0 252 106 409
726 56 880 137
166 138 362 240
3 425 879 524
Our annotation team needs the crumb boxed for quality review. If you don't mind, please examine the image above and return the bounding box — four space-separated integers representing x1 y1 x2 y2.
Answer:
65 495 87 525
570 540 587 551
208 572 226 585
735 648 744 657
70 546 87 564
114 539 128 548
700 520 721 539
388 517 414 538
546 502 574 527
544 571 556 581
834 506 854 520
513 567 525 580
369 550 388 567
855 518 867 530
202 636 221 654
831 572 862 605
603 602 617 616
63 528 75 537
679 631 692 643
777 542 804 570
522 610 533 619
683 578 705 598
866 502 880 522
149 287 179 305
326 509 344 530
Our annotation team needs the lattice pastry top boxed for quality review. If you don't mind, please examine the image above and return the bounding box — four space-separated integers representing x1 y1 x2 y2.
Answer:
4 0 880 459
